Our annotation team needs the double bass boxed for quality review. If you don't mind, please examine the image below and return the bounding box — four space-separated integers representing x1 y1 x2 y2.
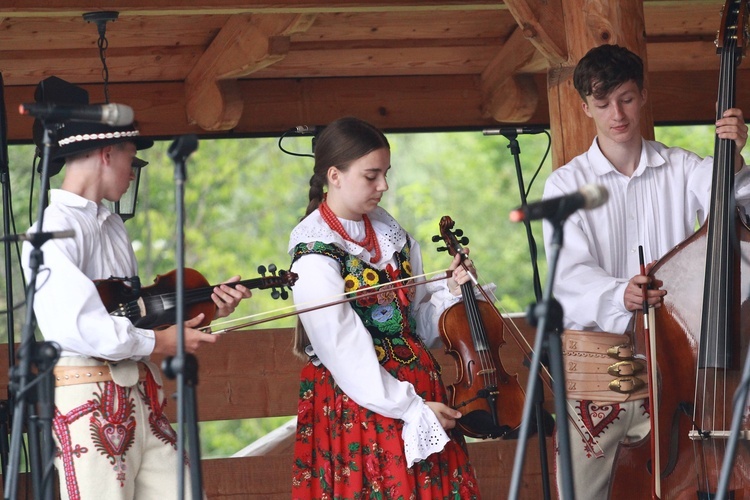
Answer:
610 1 750 497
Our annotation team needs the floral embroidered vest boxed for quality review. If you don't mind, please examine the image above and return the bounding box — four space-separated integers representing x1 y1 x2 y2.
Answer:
292 241 423 369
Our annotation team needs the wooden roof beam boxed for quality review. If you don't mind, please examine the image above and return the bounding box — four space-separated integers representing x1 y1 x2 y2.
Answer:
480 26 540 123
184 13 315 131
504 0 567 65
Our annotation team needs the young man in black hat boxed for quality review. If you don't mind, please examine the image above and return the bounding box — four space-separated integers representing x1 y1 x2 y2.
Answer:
21 119 251 499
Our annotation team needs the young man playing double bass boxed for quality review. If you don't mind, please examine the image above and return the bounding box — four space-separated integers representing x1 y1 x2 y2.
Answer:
542 44 750 498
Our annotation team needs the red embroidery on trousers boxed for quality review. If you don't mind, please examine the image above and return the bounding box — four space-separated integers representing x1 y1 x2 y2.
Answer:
139 369 177 449
89 382 136 487
53 400 98 500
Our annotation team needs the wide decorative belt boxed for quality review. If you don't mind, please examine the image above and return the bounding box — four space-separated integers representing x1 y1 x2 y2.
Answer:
54 362 148 387
562 330 649 402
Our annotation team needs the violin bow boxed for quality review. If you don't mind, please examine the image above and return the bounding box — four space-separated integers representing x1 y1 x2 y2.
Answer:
203 269 452 334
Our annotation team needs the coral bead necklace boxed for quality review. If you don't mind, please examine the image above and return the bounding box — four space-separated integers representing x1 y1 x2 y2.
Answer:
319 200 382 263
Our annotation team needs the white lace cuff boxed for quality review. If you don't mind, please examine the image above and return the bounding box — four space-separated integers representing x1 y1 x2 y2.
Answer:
402 403 451 466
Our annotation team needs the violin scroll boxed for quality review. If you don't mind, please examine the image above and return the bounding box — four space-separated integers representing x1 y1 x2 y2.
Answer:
431 216 469 258
257 263 296 300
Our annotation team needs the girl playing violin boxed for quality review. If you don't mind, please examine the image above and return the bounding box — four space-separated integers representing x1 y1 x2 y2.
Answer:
288 117 481 498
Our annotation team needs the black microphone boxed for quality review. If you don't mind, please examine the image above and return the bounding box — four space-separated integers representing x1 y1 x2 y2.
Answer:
19 102 134 126
167 134 199 162
483 126 547 136
509 184 608 222
1 230 75 244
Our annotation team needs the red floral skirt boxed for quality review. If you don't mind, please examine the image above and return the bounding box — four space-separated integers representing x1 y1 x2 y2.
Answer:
291 339 481 499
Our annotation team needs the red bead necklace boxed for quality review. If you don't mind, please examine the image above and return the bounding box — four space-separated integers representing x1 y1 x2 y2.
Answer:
319 201 382 263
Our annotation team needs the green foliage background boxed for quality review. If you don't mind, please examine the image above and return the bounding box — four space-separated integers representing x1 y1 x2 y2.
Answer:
0 124 717 457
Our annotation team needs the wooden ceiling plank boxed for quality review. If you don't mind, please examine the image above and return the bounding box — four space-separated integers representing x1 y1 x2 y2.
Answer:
0 15 228 50
293 10 516 42
2 1 507 17
644 2 725 37
185 13 315 131
0 47 200 87
251 45 499 78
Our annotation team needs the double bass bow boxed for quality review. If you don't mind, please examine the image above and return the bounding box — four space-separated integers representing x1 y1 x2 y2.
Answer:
433 215 525 438
609 1 750 497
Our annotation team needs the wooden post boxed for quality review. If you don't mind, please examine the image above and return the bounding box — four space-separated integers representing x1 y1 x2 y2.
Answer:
548 0 654 168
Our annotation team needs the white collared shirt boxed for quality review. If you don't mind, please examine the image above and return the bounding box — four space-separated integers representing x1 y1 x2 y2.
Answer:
21 189 155 360
543 138 750 334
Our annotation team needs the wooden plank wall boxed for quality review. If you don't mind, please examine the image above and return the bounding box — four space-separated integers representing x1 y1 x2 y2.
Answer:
0 318 558 499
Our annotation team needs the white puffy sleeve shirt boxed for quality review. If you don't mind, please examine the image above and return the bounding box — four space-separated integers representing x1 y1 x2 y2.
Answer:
21 189 155 360
543 138 750 334
287 207 459 465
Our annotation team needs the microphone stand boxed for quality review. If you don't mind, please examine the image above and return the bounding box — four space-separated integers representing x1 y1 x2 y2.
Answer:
0 72 13 485
500 131 551 500
4 121 64 500
162 135 202 500
508 219 575 500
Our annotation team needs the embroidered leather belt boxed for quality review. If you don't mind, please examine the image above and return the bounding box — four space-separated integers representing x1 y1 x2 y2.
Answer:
562 330 649 402
54 362 148 387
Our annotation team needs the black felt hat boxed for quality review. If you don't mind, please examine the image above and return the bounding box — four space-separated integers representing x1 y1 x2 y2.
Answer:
51 120 154 161
32 77 152 174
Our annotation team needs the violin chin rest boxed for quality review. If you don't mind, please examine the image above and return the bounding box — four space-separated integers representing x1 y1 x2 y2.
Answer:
459 410 511 439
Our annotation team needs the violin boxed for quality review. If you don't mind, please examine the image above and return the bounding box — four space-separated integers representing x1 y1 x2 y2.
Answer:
433 215 525 439
95 265 297 329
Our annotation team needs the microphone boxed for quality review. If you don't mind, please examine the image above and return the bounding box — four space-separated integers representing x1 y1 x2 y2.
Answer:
293 125 322 135
19 102 134 126
167 134 199 162
1 230 75 244
509 184 608 223
483 126 547 136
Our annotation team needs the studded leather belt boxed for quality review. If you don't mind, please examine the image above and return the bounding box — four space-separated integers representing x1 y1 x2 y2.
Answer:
562 330 649 402
54 362 147 387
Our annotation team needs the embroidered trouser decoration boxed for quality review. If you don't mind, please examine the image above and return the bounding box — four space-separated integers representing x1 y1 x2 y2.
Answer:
139 369 178 449
53 381 136 500
52 369 177 500
53 401 97 499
